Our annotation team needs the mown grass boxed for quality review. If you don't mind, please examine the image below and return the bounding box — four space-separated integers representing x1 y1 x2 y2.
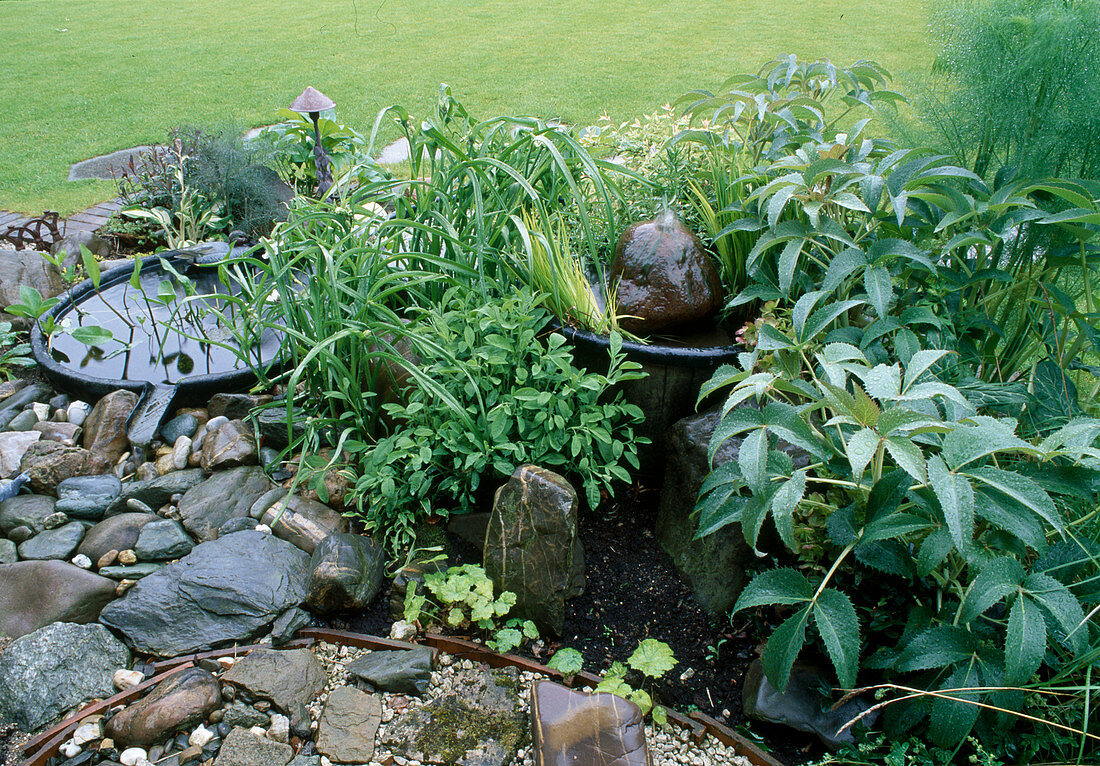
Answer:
0 0 931 214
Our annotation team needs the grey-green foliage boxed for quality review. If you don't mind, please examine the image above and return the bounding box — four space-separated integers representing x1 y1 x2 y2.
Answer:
353 287 647 553
921 0 1100 179
699 327 1100 746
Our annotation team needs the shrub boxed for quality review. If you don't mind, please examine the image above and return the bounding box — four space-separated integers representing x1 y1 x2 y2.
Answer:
352 287 647 552
920 0 1100 179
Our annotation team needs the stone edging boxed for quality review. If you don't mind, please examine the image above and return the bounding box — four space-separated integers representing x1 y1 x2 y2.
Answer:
19 630 786 766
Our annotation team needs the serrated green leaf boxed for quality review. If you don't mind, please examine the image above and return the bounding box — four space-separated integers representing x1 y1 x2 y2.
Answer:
762 606 811 692
861 364 901 399
813 588 860 688
917 528 955 576
1024 572 1087 655
733 568 813 612
958 557 1024 624
902 349 951 393
770 470 807 550
1005 595 1046 685
895 626 976 672
739 427 769 493
547 647 584 675
627 639 677 679
883 436 927 483
928 455 974 552
929 664 981 747
846 428 879 478
864 264 893 318
966 467 1064 534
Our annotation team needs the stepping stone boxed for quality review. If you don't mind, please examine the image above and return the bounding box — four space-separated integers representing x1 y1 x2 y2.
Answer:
222 648 326 714
529 680 649 766
67 146 157 182
213 727 293 766
346 647 433 695
316 686 381 765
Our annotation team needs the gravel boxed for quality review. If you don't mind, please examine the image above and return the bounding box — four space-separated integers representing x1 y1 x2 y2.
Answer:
309 642 753 766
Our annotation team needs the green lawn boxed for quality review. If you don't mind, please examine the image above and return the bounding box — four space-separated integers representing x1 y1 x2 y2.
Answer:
0 0 932 215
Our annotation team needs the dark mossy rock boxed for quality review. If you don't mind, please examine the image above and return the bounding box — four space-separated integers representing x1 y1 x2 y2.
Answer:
484 465 581 636
305 533 385 614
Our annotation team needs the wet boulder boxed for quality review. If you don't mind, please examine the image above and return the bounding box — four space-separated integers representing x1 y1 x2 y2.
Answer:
105 666 221 747
0 560 117 638
484 465 581 636
305 533 385 614
609 210 722 334
530 680 649 766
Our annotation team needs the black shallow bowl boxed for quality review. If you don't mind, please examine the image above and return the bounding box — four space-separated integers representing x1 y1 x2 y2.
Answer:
30 247 275 444
549 320 743 368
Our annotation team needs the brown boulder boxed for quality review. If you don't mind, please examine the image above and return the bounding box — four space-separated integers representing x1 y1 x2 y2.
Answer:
82 389 138 465
259 494 348 555
19 440 112 494
77 513 159 563
0 560 117 638
201 419 257 472
105 666 221 747
484 465 580 636
609 211 722 334
530 680 650 765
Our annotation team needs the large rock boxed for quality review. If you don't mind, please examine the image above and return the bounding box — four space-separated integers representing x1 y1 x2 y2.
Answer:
0 430 41 475
222 648 326 714
77 512 158 563
55 474 123 521
305 533 384 614
20 440 112 494
0 560 117 638
105 666 221 747
177 466 273 542
380 666 525 766
16 521 85 560
259 494 349 555
484 465 580 636
316 686 381 765
82 390 138 465
0 493 56 535
135 519 194 560
656 405 810 616
98 530 311 656
214 727 293 766
608 210 722 334
0 251 66 328
742 660 875 750
0 622 130 732
201 419 257 472
530 680 650 766
105 468 205 516
347 648 433 696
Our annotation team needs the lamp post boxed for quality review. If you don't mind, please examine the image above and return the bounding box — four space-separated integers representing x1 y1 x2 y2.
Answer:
289 86 336 198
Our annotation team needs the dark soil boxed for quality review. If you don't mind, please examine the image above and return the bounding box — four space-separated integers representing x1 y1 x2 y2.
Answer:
345 480 823 766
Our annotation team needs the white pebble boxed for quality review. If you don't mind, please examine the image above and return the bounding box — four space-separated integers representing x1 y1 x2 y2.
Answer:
204 415 229 433
120 747 148 766
60 741 81 758
71 554 92 569
171 435 192 470
114 668 144 690
72 721 101 745
268 714 289 743
254 524 272 534
67 401 91 426
188 723 214 748
249 725 267 738
389 620 417 641
32 402 50 421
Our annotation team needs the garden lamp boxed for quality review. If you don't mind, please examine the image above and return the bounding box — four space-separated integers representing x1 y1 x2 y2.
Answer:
290 86 336 198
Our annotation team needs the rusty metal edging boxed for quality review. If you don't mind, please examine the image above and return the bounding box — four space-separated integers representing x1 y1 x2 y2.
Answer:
21 630 784 766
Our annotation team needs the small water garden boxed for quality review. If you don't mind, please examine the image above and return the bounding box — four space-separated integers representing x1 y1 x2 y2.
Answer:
1 6 1100 764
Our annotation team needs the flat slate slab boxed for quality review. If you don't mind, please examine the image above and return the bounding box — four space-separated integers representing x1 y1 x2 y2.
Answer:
68 146 156 181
